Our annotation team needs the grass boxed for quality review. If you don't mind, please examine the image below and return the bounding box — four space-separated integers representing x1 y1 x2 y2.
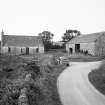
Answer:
0 54 66 105
69 54 105 62
88 60 105 95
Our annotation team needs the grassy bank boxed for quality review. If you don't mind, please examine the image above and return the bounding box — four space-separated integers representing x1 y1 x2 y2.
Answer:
0 54 66 105
88 60 105 95
69 54 105 62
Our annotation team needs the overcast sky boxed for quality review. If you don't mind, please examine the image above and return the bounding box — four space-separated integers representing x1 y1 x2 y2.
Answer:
0 0 105 41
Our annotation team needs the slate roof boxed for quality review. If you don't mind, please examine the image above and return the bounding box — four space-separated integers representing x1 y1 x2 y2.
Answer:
2 35 43 47
67 32 105 44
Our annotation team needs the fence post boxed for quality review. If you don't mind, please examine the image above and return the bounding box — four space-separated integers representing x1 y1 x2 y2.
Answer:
18 73 32 105
18 88 28 105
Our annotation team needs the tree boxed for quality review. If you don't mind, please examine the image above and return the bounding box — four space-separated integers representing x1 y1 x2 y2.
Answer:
39 31 54 51
62 29 81 42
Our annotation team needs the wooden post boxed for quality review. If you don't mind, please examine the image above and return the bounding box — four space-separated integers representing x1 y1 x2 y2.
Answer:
18 88 28 105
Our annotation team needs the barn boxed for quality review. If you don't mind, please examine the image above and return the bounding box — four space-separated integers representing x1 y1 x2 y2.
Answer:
0 30 44 55
66 32 105 56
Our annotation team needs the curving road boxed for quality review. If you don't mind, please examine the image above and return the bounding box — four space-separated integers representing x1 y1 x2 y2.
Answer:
57 61 105 105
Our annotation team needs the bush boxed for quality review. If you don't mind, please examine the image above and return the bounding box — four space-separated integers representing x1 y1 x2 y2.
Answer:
25 61 41 80
0 54 66 105
3 67 14 72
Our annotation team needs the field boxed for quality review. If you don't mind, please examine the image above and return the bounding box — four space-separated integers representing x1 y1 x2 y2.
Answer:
0 53 67 105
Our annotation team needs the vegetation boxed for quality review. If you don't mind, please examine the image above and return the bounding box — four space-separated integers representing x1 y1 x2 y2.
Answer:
39 31 54 51
62 29 81 43
38 29 81 51
68 54 104 62
0 54 66 105
88 60 105 95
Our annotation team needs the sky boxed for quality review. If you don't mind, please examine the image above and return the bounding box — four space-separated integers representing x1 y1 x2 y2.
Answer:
0 0 105 41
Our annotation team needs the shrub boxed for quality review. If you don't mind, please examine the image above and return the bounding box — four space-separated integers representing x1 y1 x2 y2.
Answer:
3 67 14 72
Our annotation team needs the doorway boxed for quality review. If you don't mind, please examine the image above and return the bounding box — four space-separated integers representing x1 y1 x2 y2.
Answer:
26 47 29 55
8 47 11 53
69 48 73 54
75 44 80 53
36 48 39 53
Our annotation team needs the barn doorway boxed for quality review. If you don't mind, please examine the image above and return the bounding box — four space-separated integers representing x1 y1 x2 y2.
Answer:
26 47 29 55
75 44 80 53
69 48 73 54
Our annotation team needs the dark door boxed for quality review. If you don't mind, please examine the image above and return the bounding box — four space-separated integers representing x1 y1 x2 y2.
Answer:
69 48 73 54
75 44 80 53
8 47 11 53
36 48 39 53
26 47 29 55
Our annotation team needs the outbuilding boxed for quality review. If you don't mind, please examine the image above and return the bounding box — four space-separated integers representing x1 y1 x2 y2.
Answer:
1 30 44 55
66 32 105 56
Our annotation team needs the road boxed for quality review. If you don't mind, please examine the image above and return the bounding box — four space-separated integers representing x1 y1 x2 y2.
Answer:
57 61 105 105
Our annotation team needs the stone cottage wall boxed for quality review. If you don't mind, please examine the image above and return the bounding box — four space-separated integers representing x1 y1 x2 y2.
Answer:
95 34 105 56
1 46 26 55
80 42 95 55
1 46 44 55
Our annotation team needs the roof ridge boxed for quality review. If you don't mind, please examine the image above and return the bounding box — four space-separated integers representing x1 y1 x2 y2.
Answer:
2 34 43 47
4 35 39 37
82 31 105 36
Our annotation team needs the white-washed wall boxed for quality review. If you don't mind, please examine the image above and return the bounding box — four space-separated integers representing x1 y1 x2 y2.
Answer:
9 47 15 55
15 47 21 55
29 47 36 55
66 44 69 52
29 46 44 54
2 46 24 55
2 46 44 55
2 47 8 54
12 47 26 55
66 43 75 53
21 47 26 54
39 46 44 53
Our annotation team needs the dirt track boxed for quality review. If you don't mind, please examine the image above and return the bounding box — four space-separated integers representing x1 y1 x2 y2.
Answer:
58 61 105 105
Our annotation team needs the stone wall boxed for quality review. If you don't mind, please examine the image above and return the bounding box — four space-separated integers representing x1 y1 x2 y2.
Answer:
80 42 95 55
95 35 105 56
66 42 96 55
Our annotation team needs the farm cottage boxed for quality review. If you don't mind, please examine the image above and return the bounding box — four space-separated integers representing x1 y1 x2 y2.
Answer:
0 30 44 55
66 32 105 56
